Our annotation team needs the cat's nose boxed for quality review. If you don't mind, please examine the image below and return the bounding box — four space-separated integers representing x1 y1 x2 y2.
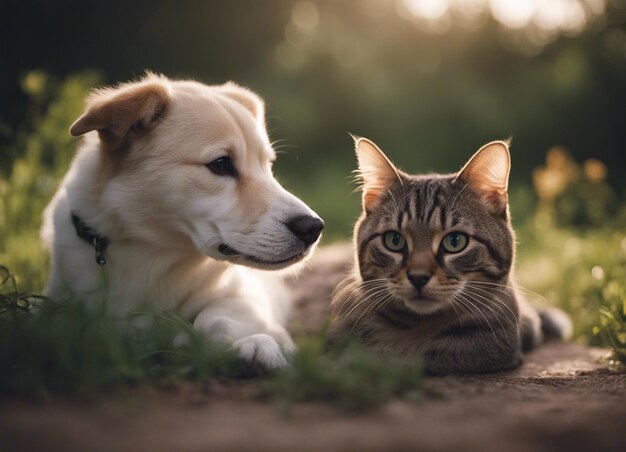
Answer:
286 215 324 246
408 273 431 292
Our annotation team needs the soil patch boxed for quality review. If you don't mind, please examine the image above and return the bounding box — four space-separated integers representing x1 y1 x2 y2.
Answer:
1 343 624 451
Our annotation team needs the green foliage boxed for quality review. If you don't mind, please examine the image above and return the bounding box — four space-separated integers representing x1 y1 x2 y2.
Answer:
264 333 423 413
531 147 619 227
594 299 626 366
0 264 422 408
589 261 626 366
0 71 100 292
516 148 626 365
517 225 625 353
0 266 240 397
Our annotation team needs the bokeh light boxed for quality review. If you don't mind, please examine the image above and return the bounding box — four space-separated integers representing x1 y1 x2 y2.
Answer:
398 0 608 46
404 0 450 21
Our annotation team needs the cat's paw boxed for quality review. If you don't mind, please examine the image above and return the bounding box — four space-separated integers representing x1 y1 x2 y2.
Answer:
233 334 288 371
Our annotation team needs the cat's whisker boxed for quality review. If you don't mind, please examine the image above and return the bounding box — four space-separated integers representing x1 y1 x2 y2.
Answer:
339 284 390 319
451 294 481 324
332 278 375 304
365 289 397 318
454 292 499 344
446 295 464 325
463 284 518 324
452 295 487 335
463 280 511 289
358 291 384 320
516 285 553 304
465 288 514 325
370 293 396 320
465 284 517 323
464 281 512 296
378 295 396 311
465 281 524 304
460 290 509 333
352 292 395 331
332 278 388 313
336 289 376 318
467 280 552 305
354 293 395 327
333 286 366 317
476 295 518 327
348 289 393 330
453 299 485 333
464 281 516 296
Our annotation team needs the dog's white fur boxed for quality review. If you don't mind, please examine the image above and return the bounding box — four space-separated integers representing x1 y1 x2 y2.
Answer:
41 74 322 369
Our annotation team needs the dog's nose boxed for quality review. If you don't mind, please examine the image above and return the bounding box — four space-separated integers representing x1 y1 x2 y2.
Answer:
286 215 324 246
408 273 431 292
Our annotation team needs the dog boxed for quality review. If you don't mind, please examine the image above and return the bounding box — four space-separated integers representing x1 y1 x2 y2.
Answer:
41 73 324 369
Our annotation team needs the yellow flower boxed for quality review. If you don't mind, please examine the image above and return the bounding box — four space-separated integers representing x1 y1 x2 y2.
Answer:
533 146 580 200
21 70 47 96
583 159 607 183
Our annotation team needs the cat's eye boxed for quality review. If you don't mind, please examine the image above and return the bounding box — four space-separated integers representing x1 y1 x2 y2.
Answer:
440 231 469 253
383 231 406 252
206 156 237 177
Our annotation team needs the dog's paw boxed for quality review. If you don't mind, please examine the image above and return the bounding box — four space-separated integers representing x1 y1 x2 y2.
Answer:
233 334 288 371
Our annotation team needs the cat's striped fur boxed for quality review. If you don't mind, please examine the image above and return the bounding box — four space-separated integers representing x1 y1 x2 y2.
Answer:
329 138 571 374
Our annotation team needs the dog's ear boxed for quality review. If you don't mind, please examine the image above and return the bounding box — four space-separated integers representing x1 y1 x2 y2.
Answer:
70 75 171 152
354 136 403 213
455 140 511 216
217 82 265 127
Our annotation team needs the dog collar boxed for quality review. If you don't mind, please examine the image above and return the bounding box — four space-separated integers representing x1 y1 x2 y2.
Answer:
71 212 109 266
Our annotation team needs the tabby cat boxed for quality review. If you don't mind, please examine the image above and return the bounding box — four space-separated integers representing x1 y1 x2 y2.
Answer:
329 137 571 374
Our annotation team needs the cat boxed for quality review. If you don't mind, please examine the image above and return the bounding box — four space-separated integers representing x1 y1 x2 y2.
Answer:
328 137 572 374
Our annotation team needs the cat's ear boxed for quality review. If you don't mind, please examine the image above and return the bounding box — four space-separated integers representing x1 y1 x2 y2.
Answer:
354 136 402 212
456 140 511 215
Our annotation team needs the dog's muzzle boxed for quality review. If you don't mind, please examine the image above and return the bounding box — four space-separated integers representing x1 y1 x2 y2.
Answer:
216 214 324 268
285 215 324 246
218 244 239 256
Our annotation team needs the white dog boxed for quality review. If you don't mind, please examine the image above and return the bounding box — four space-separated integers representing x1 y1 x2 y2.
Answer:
41 73 324 369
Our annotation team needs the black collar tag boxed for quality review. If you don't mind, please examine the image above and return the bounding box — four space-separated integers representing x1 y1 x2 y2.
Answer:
71 213 110 266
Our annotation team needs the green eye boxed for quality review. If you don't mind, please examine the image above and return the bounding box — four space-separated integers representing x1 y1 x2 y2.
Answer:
383 231 406 252
441 232 469 253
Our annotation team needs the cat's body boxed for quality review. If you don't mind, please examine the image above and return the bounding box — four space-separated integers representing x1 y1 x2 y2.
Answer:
330 268 543 374
329 138 571 374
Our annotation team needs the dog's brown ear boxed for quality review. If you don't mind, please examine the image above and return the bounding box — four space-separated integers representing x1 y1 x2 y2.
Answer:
217 82 265 127
70 75 171 152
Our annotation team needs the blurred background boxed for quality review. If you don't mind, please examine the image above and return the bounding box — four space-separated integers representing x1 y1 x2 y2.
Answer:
0 0 625 354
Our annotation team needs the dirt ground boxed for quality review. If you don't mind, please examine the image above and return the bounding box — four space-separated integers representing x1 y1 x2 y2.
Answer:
1 342 624 452
1 246 625 452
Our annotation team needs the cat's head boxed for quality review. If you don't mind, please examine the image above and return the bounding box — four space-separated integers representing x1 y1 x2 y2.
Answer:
353 137 514 316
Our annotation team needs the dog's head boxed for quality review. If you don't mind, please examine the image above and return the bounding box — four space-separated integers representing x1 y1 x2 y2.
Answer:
70 73 323 269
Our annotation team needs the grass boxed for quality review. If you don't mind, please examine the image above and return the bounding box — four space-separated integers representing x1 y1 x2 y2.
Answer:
0 70 624 406
0 71 101 292
516 224 626 366
265 333 423 413
0 266 241 398
0 265 424 407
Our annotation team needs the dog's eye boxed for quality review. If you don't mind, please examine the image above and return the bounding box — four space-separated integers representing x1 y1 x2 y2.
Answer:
206 157 237 177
